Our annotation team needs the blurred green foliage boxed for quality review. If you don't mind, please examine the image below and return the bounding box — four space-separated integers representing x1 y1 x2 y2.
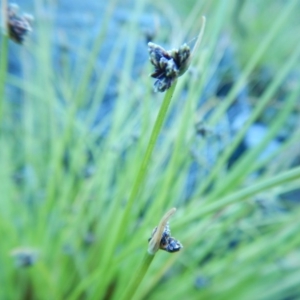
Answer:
1 0 300 299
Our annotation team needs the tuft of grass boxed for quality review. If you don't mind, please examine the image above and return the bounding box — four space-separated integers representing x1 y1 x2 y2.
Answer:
1 0 300 299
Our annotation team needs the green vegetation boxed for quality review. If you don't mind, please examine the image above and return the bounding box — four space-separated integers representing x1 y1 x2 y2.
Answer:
1 0 300 299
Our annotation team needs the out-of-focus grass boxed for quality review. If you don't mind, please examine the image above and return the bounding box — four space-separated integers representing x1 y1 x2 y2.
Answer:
1 0 300 299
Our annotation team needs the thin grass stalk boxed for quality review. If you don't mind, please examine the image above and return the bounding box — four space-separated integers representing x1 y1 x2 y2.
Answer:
150 84 196 215
259 272 300 300
101 81 177 281
121 253 154 300
0 35 8 125
135 254 179 300
179 165 300 226
237 128 300 186
84 28 126 128
0 0 8 124
74 0 119 106
109 0 146 134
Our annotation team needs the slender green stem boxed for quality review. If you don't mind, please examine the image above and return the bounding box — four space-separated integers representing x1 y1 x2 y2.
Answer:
121 253 154 300
0 34 8 125
114 86 176 299
117 81 178 240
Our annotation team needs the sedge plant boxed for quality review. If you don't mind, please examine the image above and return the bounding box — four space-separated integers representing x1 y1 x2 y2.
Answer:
1 0 300 299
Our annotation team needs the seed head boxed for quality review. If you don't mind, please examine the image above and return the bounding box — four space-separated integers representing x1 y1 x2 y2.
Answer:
10 247 39 267
149 222 182 253
7 3 34 44
148 42 191 92
148 208 183 255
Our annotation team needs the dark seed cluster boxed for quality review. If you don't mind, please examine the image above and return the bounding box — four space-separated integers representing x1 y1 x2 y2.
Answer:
7 3 34 44
11 248 39 268
148 42 191 92
149 222 182 253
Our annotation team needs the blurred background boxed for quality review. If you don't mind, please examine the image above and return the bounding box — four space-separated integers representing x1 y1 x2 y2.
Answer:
1 0 300 299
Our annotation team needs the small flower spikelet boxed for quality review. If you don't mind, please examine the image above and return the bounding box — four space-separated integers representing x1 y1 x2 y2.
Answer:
7 3 34 44
11 247 39 267
148 222 182 253
148 42 191 92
